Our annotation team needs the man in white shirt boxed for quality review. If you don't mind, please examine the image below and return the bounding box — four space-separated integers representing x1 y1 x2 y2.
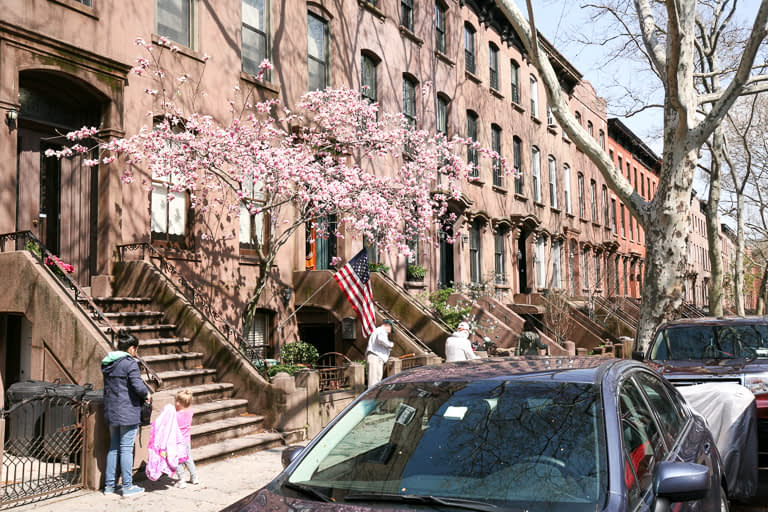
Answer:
366 319 394 388
445 322 479 362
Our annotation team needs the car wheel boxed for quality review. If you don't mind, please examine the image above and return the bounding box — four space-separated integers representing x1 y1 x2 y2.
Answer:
720 486 729 512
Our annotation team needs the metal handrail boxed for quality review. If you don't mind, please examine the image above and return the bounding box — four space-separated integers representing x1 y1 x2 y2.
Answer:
374 299 435 355
373 271 452 333
116 242 270 380
593 295 638 329
0 231 162 389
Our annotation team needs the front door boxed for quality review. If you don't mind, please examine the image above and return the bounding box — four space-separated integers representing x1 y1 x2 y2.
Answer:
17 128 95 284
439 219 454 287
518 232 529 293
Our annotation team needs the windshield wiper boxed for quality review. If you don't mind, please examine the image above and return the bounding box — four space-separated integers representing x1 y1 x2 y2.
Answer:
283 481 333 503
345 492 500 512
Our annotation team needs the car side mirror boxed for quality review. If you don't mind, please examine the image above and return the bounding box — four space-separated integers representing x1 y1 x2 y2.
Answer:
281 445 305 469
632 350 646 361
654 461 710 506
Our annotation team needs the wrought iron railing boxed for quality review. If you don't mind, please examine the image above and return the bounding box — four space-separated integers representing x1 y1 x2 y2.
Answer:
116 242 270 380
0 232 162 389
593 295 638 330
374 300 434 355
317 367 349 392
680 300 706 318
373 271 452 333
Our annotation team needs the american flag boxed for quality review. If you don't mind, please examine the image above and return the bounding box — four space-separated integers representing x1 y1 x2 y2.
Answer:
333 249 376 337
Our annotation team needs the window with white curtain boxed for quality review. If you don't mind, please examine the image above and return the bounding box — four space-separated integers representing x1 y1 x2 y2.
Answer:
551 239 562 289
548 156 558 208
239 178 266 249
531 146 541 202
530 75 539 118
563 164 571 214
242 0 269 78
535 236 546 289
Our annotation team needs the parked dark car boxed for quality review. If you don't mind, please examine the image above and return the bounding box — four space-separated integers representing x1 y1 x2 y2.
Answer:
221 358 727 512
638 317 768 445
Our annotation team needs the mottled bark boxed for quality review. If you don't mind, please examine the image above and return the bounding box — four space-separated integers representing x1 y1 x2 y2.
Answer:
705 129 725 317
735 193 746 314
757 264 768 315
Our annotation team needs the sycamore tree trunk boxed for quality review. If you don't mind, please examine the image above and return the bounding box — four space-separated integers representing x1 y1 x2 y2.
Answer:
757 264 768 315
705 130 725 317
735 193 746 315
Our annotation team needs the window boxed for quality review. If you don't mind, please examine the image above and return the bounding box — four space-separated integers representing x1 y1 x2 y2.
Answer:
611 199 617 234
547 104 555 126
239 177 266 250
491 124 502 187
403 75 418 127
510 60 520 103
513 136 523 194
401 0 414 31
590 180 597 222
436 94 449 135
242 0 270 79
535 236 547 289
577 172 585 218
641 173 645 197
464 23 476 74
594 252 601 287
307 12 329 91
609 149 614 163
630 216 634 242
243 311 271 359
619 378 667 507
529 75 539 118
494 227 507 284
466 111 478 173
575 111 581 125
620 204 626 237
469 218 482 283
489 43 499 90
563 164 572 214
156 0 193 48
435 2 447 54
581 249 589 289
531 146 541 202
599 129 605 150
151 120 190 244
602 185 609 225
548 156 558 208
552 239 562 289
587 120 594 138
617 155 623 174
361 53 378 103
74 0 92 5
634 372 688 446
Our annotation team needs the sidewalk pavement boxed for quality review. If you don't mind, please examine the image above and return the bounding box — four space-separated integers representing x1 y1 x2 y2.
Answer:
16 448 284 512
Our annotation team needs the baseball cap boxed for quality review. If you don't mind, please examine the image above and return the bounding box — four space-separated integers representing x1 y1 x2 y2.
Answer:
383 319 395 326
457 321 470 331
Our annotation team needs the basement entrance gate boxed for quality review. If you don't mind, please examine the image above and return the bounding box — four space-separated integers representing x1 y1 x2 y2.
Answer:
1 395 87 509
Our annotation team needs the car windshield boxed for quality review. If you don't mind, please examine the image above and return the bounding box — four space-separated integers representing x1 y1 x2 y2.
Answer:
286 380 607 511
650 324 768 360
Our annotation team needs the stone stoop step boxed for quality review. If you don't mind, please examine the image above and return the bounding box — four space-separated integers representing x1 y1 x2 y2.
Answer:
138 338 191 355
144 368 217 389
141 352 204 372
190 398 250 424
193 432 285 464
154 382 236 404
190 415 265 448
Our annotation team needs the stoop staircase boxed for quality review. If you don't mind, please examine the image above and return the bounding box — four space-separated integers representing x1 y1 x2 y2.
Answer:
93 296 284 464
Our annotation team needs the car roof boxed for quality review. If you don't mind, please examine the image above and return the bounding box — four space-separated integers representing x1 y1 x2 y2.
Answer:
659 316 768 328
383 356 624 386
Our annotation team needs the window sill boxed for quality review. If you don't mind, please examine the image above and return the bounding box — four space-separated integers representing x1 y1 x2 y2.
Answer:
533 201 545 208
592 221 602 228
580 217 589 223
492 185 508 194
531 116 542 125
490 88 504 100
435 51 455 67
547 125 558 135
468 178 485 186
604 225 612 231
150 244 201 263
399 26 424 46
550 207 561 214
48 0 98 18
465 70 482 84
511 101 525 113
566 212 575 218
495 283 512 290
358 0 386 20
240 72 280 95
514 193 528 202
152 34 205 63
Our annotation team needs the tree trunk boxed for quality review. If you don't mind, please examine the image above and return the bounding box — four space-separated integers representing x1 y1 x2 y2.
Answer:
705 130 724 317
636 153 697 351
758 264 768 315
735 193 746 315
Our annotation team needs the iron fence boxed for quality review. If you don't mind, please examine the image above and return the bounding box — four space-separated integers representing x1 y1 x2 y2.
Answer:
1 396 87 509
318 368 349 392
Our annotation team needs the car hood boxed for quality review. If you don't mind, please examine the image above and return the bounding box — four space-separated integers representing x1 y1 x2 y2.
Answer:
220 487 400 512
649 359 768 376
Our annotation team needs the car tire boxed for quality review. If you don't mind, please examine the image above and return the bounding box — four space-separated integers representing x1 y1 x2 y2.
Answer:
720 486 729 512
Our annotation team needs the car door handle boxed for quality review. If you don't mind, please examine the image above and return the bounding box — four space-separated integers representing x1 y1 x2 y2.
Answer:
703 442 711 454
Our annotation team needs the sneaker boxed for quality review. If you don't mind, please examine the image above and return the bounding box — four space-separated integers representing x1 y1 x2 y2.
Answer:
175 479 187 489
190 477 199 485
103 486 116 495
122 485 145 497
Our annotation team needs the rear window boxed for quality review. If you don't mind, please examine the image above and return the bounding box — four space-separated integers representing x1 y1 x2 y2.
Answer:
650 323 768 360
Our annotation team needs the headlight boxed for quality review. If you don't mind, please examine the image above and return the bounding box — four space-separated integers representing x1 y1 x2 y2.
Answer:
744 374 768 395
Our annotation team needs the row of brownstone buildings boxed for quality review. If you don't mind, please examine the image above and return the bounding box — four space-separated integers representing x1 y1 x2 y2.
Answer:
0 0 743 365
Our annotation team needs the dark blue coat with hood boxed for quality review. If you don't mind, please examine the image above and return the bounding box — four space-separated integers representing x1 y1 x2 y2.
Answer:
101 351 149 426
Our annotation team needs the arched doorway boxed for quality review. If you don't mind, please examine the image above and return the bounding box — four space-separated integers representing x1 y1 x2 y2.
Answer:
16 70 104 285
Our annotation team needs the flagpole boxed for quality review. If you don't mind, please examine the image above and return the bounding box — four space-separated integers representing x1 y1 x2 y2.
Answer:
277 276 336 332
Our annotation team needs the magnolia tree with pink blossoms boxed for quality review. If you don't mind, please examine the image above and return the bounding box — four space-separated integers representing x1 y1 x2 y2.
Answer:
54 38 509 317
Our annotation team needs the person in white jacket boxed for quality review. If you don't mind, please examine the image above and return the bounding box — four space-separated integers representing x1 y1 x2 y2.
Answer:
366 320 394 388
445 322 480 362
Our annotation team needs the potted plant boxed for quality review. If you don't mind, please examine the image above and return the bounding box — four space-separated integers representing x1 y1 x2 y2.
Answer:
368 262 390 273
406 264 426 282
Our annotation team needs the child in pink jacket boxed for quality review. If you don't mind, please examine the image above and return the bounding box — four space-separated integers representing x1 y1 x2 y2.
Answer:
174 390 199 488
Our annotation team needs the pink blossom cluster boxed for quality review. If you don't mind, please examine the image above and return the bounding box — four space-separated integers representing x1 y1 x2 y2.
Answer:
52 41 513 262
